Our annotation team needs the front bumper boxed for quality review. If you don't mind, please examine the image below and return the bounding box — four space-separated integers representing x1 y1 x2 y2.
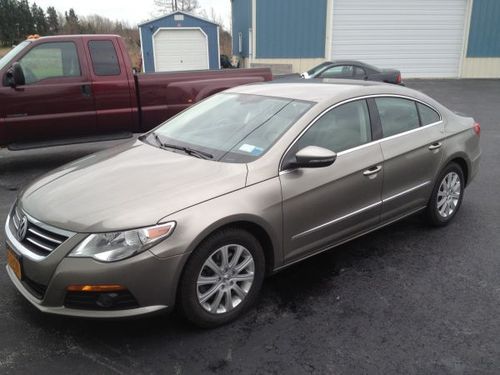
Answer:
5 209 189 318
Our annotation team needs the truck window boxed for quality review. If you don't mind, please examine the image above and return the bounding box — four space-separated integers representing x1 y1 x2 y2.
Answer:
88 40 121 76
19 42 81 84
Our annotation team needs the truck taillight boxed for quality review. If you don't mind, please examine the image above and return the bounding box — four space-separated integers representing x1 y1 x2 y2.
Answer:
473 122 480 136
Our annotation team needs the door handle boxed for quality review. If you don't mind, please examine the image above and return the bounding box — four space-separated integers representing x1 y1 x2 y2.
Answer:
81 84 92 97
363 165 382 176
428 142 442 151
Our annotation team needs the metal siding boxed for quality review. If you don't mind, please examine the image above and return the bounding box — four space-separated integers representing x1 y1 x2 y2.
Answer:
256 0 327 58
331 0 467 78
232 0 252 57
140 13 219 72
467 0 500 57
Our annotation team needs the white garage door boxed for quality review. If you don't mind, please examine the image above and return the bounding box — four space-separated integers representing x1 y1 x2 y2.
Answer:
154 28 209 72
331 0 467 77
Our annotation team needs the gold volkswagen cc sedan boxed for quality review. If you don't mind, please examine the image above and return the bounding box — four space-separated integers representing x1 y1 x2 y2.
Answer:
5 81 481 327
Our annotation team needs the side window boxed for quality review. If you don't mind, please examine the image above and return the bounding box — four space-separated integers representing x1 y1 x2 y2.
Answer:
319 65 353 79
19 42 80 84
353 66 366 78
375 98 419 137
417 102 440 125
295 100 371 153
88 40 121 76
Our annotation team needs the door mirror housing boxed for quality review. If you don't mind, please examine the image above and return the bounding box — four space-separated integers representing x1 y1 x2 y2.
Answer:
6 62 25 88
284 146 337 170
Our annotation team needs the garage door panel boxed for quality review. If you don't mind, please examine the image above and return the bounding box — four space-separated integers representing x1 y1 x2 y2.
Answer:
331 0 467 77
154 29 209 72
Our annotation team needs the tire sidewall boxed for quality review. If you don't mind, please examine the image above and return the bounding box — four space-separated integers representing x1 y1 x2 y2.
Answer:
179 228 265 328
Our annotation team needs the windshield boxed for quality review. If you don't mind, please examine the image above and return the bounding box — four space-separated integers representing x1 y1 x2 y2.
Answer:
0 41 30 71
148 93 313 163
306 62 331 76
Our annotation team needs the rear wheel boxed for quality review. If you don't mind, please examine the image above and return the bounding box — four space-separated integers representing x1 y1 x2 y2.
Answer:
426 162 465 226
178 228 265 328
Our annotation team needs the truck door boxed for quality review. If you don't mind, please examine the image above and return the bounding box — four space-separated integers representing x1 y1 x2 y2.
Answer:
2 40 96 143
86 39 136 134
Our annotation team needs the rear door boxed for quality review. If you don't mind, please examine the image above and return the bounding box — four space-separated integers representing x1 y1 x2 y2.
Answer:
86 39 136 134
2 39 96 143
280 99 384 262
375 97 444 221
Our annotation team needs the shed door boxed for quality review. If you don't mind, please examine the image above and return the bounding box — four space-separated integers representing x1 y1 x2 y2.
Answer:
153 28 209 72
330 0 467 78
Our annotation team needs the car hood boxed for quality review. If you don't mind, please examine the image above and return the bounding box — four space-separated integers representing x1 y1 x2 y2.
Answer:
18 140 248 232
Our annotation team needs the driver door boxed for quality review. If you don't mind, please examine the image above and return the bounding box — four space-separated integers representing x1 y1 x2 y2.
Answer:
280 99 384 263
1 39 96 144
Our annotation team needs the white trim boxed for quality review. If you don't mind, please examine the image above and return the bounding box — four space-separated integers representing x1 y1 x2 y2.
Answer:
459 0 474 78
139 26 146 72
217 26 221 70
325 0 334 59
248 28 253 57
138 10 218 27
152 27 210 72
252 0 257 62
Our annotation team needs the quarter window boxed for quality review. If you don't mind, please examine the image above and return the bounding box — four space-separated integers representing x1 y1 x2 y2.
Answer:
295 100 371 153
375 98 419 137
88 40 121 76
19 42 80 84
353 66 366 78
417 102 440 125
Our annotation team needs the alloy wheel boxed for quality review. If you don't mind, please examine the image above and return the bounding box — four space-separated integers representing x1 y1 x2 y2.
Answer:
196 244 255 314
436 171 461 218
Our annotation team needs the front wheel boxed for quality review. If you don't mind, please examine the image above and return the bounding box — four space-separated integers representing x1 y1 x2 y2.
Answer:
178 228 265 328
426 162 465 226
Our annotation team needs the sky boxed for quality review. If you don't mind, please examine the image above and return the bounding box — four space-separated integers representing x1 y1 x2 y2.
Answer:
34 0 231 29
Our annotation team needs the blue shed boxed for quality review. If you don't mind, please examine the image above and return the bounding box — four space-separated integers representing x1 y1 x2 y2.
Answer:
139 11 220 73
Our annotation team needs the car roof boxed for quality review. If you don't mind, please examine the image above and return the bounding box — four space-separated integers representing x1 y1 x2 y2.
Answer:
226 79 414 104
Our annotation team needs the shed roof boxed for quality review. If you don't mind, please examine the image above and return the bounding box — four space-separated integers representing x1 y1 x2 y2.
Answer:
138 10 219 27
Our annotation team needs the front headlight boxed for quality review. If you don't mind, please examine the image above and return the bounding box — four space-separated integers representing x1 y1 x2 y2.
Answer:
68 222 176 262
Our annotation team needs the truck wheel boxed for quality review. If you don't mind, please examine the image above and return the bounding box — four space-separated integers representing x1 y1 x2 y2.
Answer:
426 162 465 227
178 228 265 328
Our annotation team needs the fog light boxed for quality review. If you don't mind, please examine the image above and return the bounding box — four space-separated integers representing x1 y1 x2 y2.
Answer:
96 293 119 308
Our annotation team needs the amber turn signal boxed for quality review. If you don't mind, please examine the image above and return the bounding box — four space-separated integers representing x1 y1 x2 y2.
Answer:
66 284 126 292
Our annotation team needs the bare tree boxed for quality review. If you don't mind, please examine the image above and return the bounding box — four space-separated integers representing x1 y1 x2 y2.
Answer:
154 0 199 14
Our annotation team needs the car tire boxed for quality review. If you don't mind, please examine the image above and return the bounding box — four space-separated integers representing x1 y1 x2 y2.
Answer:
426 162 465 227
178 228 265 328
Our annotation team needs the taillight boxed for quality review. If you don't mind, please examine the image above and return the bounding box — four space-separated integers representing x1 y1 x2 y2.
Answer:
396 73 401 84
473 122 480 136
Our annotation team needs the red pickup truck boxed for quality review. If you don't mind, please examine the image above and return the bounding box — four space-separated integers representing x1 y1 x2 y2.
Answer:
0 34 272 149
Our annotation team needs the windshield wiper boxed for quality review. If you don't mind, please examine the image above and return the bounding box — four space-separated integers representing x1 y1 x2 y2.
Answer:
151 132 213 159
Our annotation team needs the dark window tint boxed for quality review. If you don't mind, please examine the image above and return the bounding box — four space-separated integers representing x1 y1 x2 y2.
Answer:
295 100 371 153
417 102 440 125
319 65 353 78
88 40 120 76
19 42 80 84
375 98 419 137
353 66 366 78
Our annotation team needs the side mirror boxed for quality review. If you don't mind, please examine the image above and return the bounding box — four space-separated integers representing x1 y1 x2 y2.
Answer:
284 146 337 170
6 62 25 88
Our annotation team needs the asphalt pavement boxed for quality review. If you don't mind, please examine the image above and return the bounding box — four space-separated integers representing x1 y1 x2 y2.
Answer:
0 79 499 374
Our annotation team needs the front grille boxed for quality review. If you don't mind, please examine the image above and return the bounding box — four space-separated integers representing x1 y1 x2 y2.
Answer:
64 291 140 310
11 206 69 257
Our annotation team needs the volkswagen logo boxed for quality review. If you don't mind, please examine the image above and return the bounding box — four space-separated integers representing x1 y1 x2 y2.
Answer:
17 215 28 241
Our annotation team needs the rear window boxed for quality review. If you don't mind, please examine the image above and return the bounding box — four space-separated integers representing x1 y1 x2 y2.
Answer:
375 98 419 138
88 40 121 76
417 102 440 125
